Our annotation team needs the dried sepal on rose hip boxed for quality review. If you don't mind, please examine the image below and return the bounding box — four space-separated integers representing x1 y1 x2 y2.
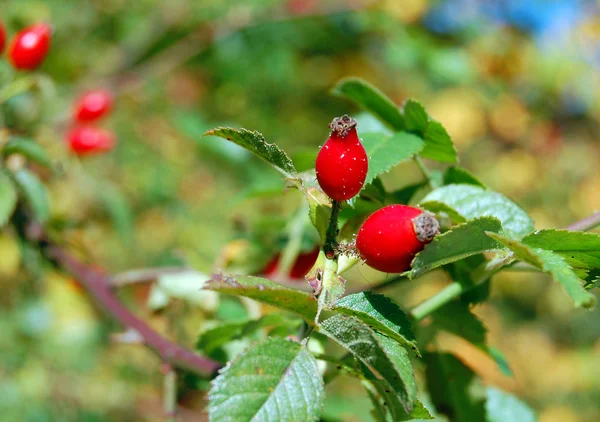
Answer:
356 205 439 273
315 115 368 201
8 23 51 70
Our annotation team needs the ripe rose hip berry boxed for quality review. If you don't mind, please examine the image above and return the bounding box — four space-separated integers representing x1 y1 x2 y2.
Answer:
356 205 439 273
8 23 51 70
73 90 114 122
263 247 320 280
0 22 6 55
67 126 116 155
316 115 368 201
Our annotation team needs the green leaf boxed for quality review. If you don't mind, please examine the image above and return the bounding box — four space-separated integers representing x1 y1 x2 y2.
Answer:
444 166 485 188
522 229 600 270
335 292 417 353
203 127 297 177
403 100 429 132
197 314 295 356
361 132 424 185
0 171 17 227
422 120 458 163
418 200 467 224
205 274 318 321
209 338 324 422
487 233 596 308
402 100 458 163
13 169 50 224
2 138 52 168
486 387 536 422
332 78 405 131
368 380 433 422
424 352 485 422
410 217 504 279
420 184 534 238
319 314 416 413
306 186 331 243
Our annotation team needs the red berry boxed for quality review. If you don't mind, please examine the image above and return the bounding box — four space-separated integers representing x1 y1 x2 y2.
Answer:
356 205 439 273
0 22 6 55
316 115 368 201
67 126 116 155
8 23 51 70
263 247 320 280
73 90 114 122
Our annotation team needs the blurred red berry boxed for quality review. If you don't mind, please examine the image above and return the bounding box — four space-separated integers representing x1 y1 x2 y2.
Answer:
0 22 6 55
8 23 51 70
286 0 317 15
356 205 439 273
263 247 320 280
316 115 368 201
73 90 114 122
67 126 116 155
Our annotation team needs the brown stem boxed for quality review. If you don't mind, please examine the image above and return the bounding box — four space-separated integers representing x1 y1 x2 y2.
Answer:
566 212 600 232
47 246 221 377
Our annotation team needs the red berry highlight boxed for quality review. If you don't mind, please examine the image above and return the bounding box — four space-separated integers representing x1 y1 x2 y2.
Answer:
0 22 6 55
356 205 439 273
8 23 51 70
67 126 116 156
316 115 368 201
73 90 114 122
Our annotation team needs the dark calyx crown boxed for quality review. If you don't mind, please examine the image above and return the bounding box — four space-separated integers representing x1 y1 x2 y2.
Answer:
329 115 357 137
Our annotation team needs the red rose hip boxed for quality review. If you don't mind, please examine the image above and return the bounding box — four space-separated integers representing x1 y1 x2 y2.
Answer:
0 22 6 55
316 115 368 201
8 23 51 70
356 205 439 273
263 246 320 280
74 90 114 122
67 126 116 155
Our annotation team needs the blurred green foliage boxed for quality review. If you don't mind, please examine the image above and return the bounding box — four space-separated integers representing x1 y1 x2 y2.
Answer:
1 0 600 421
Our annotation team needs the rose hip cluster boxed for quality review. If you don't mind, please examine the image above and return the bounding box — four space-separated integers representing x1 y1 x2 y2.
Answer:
0 20 115 156
67 90 116 155
315 115 439 273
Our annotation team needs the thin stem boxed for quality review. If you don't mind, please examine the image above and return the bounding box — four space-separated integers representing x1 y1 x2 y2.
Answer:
323 200 342 257
277 201 309 278
162 364 177 422
48 246 221 377
410 282 463 321
567 212 600 232
414 156 438 189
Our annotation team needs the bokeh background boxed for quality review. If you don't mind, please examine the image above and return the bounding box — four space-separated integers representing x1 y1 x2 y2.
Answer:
1 0 600 421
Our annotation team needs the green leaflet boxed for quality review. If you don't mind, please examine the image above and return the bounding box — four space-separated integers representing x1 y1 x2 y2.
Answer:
360 132 424 185
203 127 297 177
410 217 504 278
209 338 324 422
319 314 417 413
487 232 596 309
335 292 417 353
420 184 534 239
205 274 318 321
